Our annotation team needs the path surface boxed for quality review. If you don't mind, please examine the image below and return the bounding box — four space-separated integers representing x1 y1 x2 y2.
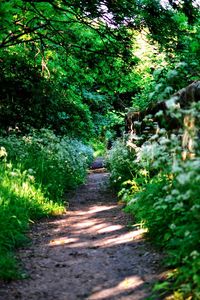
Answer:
0 167 164 300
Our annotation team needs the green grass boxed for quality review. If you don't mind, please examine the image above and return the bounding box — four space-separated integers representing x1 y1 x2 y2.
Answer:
0 130 93 279
0 162 65 279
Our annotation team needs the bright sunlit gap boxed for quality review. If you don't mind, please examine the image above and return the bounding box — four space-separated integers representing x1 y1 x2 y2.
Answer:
48 228 146 248
88 276 144 300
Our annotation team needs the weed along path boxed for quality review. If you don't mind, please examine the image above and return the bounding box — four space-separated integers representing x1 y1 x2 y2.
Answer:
0 164 164 300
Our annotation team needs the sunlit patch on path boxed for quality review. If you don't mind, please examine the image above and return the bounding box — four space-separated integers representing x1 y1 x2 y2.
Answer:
0 166 163 300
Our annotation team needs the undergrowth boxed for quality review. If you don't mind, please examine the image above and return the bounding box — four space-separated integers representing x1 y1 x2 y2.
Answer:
107 102 200 299
0 129 93 279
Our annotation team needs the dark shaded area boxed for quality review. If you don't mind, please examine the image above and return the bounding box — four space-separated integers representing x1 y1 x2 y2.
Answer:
90 157 105 169
125 81 200 136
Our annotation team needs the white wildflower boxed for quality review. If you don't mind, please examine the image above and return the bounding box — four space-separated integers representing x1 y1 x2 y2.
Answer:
28 168 35 174
149 134 159 141
172 163 182 174
28 175 35 182
190 251 199 259
164 195 173 202
177 173 192 185
10 171 18 177
176 62 188 68
171 189 179 196
169 224 176 230
159 137 170 145
166 97 178 109
184 231 190 237
167 70 178 79
172 202 184 210
155 110 164 117
191 205 200 211
181 190 191 200
0 147 7 158
185 160 200 171
159 128 167 135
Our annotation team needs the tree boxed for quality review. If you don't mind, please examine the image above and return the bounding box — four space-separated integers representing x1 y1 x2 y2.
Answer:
0 0 199 139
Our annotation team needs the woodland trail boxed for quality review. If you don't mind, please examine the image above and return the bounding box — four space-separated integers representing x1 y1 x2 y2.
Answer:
0 163 164 300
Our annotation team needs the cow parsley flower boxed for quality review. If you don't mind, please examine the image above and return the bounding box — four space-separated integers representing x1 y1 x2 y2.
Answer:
177 173 192 185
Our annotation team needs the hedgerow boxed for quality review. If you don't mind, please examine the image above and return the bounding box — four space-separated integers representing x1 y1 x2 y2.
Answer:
107 102 200 299
0 129 93 279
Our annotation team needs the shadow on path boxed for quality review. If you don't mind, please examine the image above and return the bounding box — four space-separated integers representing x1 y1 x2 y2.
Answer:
0 168 164 300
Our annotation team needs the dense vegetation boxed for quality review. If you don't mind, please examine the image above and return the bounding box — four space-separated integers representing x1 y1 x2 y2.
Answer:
0 0 200 298
0 129 93 279
107 101 200 299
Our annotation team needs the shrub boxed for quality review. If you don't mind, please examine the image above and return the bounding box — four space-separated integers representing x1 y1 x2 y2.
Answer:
0 129 93 199
108 102 200 299
0 161 65 279
106 139 137 188
0 129 93 279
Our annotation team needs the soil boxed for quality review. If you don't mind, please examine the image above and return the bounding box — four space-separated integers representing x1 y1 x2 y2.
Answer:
0 162 165 300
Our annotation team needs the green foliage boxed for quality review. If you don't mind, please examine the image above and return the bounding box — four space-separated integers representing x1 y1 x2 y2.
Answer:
108 102 200 298
1 1 198 143
106 139 137 187
0 129 93 279
0 129 93 199
0 0 199 291
130 4 200 111
0 160 65 279
132 57 200 111
0 51 94 138
90 138 107 158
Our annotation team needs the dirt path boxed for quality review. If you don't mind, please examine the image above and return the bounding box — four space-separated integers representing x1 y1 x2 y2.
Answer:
0 167 164 300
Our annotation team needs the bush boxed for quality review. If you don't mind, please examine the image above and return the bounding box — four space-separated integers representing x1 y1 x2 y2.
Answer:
0 161 65 279
108 103 200 299
0 129 93 279
106 139 137 188
0 129 93 199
